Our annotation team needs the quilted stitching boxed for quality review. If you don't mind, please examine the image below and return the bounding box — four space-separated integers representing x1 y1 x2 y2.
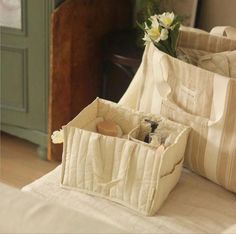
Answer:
61 98 190 216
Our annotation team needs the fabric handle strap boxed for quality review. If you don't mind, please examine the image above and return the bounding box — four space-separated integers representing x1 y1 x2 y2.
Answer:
91 135 135 189
210 26 236 40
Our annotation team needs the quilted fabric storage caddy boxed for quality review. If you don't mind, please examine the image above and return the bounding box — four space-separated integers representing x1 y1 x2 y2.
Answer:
61 98 190 216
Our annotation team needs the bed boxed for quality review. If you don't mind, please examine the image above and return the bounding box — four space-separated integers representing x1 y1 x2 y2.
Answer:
0 182 124 234
4 24 234 233
22 165 236 233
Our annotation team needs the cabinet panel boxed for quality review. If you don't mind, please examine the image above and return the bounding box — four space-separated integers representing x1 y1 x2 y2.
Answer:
1 46 27 113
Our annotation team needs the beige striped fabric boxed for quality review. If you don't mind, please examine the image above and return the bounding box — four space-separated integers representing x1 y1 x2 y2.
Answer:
119 29 236 193
198 50 236 78
210 26 236 40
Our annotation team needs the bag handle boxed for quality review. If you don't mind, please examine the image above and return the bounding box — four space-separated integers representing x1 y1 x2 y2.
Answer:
90 134 135 189
153 54 172 100
210 26 236 40
152 50 230 124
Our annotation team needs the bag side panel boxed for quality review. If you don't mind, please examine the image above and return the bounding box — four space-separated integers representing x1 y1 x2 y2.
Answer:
178 30 236 53
217 79 236 192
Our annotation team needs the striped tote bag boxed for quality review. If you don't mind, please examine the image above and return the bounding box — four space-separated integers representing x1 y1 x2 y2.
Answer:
119 28 236 193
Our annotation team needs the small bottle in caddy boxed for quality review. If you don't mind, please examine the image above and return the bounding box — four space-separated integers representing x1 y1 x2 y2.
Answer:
142 119 176 148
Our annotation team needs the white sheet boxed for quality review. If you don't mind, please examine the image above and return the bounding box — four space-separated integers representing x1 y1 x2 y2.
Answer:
0 183 125 234
22 166 236 234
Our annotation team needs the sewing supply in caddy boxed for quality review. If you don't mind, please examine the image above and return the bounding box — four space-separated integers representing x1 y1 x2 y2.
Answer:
144 119 159 143
142 119 177 147
96 120 123 137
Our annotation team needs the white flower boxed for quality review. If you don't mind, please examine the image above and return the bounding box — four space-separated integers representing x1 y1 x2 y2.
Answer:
142 33 152 45
144 15 162 43
147 27 162 43
142 15 169 44
51 129 64 144
150 14 159 28
144 22 149 30
144 27 168 43
160 28 169 40
158 12 175 29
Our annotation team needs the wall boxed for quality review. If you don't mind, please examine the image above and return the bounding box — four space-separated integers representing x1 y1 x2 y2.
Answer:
197 0 236 31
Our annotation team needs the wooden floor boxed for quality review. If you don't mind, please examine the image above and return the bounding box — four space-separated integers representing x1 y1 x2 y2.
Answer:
0 132 59 188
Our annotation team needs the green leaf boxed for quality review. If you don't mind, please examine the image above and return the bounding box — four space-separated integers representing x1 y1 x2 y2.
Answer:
172 15 183 25
136 21 146 31
170 23 180 54
155 42 169 54
160 38 173 55
147 19 152 27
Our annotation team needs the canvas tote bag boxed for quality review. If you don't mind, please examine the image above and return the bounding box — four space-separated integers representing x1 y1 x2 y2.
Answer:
119 28 236 193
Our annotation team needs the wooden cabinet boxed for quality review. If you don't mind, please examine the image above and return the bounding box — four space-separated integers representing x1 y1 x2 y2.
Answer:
1 0 132 161
48 0 132 161
0 0 55 159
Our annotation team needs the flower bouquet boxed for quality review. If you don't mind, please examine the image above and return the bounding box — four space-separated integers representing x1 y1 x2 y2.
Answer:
138 12 182 58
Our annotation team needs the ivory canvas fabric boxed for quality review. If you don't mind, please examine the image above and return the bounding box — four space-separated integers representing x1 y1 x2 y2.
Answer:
119 29 236 193
61 98 190 216
23 165 236 234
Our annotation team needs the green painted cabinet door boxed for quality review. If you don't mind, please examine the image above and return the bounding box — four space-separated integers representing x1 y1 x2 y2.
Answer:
1 0 53 157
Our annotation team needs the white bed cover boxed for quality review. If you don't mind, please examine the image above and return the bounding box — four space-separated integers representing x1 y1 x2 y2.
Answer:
0 183 125 234
23 165 236 234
